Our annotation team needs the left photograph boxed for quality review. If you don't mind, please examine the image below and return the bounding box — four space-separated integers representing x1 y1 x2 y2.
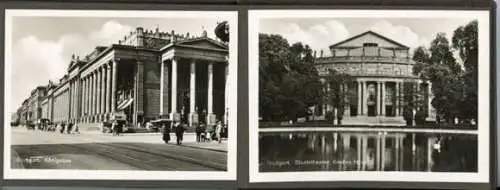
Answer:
4 10 238 180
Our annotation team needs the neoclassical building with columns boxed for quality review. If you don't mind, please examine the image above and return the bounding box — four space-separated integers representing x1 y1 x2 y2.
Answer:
26 26 229 129
314 31 436 125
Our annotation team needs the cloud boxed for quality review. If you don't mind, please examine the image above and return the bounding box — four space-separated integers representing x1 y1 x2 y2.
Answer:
369 20 428 50
281 20 349 56
11 20 133 110
89 20 133 47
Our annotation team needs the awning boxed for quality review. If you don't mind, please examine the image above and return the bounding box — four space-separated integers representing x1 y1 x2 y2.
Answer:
117 98 133 110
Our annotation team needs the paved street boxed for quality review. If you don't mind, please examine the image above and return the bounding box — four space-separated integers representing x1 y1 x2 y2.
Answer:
10 127 227 171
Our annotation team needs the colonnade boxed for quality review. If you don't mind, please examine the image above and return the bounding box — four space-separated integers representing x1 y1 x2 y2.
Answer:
321 78 432 118
160 57 228 126
79 60 117 123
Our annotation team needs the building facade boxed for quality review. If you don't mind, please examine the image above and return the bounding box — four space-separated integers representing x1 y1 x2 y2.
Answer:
14 25 229 128
314 31 436 125
16 86 48 125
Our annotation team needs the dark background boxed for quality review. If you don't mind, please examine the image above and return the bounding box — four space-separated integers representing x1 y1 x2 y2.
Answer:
0 0 496 190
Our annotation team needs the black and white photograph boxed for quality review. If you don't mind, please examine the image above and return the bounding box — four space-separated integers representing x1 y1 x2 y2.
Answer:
249 10 490 183
4 10 238 180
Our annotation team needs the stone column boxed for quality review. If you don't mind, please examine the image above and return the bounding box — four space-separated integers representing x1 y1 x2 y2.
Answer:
188 60 197 127
74 80 77 120
80 78 85 121
94 71 99 119
376 82 381 116
90 73 95 119
100 67 106 120
207 62 215 125
326 83 331 112
68 81 73 121
381 82 386 116
111 60 118 112
82 76 89 122
160 60 169 115
97 68 102 121
362 81 368 116
357 81 362 116
395 82 400 116
170 57 179 121
76 79 80 121
344 84 350 117
134 60 144 126
87 76 91 121
106 64 111 115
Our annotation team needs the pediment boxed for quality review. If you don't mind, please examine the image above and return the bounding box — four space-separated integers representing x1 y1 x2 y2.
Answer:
176 38 228 51
331 31 408 49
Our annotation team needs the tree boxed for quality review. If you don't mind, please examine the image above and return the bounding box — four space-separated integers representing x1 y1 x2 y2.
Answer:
429 32 461 75
323 69 354 124
452 20 478 121
412 46 431 76
259 34 323 122
416 31 466 123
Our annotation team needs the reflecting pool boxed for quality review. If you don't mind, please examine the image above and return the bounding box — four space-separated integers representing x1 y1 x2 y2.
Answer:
259 131 477 172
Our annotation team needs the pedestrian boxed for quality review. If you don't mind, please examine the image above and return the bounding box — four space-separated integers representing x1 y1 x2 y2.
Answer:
74 123 80 134
196 123 203 143
60 123 65 134
112 122 118 136
116 122 122 136
67 123 73 134
175 122 186 145
205 122 214 142
162 122 171 144
215 121 223 143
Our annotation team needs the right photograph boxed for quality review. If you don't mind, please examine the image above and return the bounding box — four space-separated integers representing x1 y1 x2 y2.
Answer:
249 10 491 183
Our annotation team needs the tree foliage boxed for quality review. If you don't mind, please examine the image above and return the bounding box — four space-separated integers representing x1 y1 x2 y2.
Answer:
259 34 323 122
412 20 478 122
323 69 354 123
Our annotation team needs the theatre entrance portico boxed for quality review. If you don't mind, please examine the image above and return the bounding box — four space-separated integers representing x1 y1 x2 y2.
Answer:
160 35 229 127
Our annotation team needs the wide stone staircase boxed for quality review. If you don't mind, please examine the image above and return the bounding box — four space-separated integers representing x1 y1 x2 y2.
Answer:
341 116 406 126
76 122 102 132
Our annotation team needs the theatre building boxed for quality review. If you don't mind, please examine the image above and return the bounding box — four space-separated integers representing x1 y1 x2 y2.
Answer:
20 26 229 129
314 31 436 125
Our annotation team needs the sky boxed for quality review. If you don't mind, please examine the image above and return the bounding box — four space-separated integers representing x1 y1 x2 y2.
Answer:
10 16 225 113
259 18 476 58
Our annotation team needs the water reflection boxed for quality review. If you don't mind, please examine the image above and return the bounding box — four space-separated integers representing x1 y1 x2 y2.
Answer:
259 131 477 172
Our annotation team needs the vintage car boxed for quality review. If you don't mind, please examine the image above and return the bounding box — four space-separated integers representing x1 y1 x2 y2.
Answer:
26 121 35 130
102 111 128 133
39 118 53 131
150 118 172 133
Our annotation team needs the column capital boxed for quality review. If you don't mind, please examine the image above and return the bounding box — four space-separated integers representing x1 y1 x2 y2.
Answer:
170 56 180 62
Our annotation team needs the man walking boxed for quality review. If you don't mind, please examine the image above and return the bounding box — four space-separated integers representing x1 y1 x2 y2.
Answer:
215 121 223 143
175 122 186 145
196 123 203 143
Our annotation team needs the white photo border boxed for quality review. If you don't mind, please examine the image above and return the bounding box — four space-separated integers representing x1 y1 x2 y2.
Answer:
4 9 238 181
248 10 490 183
